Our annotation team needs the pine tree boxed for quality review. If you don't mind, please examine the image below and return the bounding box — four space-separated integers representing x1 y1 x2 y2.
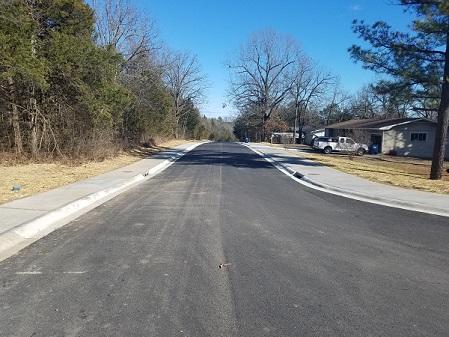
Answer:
0 1 47 154
349 0 449 179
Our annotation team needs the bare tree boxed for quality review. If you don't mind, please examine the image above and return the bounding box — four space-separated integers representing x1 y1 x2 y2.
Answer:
93 0 159 63
321 83 352 125
228 30 298 139
163 51 206 138
289 59 334 142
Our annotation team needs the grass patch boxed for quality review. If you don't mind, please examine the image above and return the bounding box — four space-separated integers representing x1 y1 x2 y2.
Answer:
269 143 449 195
0 139 193 205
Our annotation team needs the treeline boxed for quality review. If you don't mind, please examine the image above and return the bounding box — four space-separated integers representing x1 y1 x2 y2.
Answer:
229 30 434 143
0 0 222 159
198 116 235 141
233 80 418 143
227 30 340 143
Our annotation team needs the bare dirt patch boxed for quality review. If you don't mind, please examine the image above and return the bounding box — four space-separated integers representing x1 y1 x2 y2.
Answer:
269 143 449 195
0 139 194 205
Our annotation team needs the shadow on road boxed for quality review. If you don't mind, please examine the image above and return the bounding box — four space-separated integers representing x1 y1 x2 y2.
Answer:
174 143 325 170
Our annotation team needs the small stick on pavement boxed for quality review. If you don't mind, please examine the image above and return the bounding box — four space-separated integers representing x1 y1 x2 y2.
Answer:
218 263 232 269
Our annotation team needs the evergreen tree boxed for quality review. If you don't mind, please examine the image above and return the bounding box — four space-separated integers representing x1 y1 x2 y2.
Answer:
0 0 206 158
0 0 47 153
349 0 449 179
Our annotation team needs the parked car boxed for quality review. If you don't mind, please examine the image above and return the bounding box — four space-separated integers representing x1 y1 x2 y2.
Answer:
312 136 368 155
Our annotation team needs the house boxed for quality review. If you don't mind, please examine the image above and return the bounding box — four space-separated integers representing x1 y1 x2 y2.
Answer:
324 117 449 159
270 132 300 144
304 128 325 145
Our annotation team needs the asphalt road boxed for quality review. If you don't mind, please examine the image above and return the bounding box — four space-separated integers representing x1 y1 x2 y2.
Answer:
1 142 449 337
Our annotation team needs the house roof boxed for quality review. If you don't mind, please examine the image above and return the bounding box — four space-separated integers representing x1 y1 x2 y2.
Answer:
302 125 325 133
271 132 298 136
325 118 435 131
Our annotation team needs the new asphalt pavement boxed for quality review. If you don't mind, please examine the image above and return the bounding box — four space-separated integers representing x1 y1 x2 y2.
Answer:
1 142 448 337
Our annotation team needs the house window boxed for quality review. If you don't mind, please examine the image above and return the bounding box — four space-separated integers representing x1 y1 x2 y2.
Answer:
411 133 427 142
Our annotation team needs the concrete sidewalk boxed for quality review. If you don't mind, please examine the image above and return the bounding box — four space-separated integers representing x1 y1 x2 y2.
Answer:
248 143 449 217
0 142 202 260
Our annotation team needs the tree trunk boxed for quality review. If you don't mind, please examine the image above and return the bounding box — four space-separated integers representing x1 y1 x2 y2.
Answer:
8 76 23 154
29 30 40 156
297 108 304 144
262 107 270 142
29 91 38 157
175 115 180 139
262 118 266 142
430 31 449 180
293 103 299 144
181 117 187 139
30 109 38 156
174 102 180 139
298 122 304 145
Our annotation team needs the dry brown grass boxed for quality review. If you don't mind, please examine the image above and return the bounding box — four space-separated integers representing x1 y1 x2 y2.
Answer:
0 139 194 205
268 143 449 195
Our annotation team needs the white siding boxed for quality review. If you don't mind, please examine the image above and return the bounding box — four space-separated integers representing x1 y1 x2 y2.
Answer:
328 121 448 159
381 130 397 155
386 122 436 158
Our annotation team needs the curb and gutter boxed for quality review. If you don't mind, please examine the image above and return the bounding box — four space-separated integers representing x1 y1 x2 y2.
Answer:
0 142 203 261
245 144 449 218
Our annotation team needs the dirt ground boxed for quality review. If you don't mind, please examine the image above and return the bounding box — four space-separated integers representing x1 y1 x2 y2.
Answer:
0 139 193 205
270 143 449 195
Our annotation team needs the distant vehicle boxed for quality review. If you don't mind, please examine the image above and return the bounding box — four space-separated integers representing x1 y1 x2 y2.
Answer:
312 136 368 156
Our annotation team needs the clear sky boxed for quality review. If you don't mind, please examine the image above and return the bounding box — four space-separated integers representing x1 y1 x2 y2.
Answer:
132 0 413 118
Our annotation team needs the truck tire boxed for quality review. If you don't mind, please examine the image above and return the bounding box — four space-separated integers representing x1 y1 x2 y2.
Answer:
323 146 332 154
356 148 365 156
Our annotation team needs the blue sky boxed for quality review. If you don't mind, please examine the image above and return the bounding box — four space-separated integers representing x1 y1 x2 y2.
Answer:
133 0 413 118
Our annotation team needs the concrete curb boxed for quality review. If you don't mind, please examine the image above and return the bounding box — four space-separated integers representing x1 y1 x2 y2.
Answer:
245 143 449 218
0 142 203 261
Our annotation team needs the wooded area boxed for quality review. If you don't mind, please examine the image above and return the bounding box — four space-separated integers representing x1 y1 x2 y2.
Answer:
228 31 414 142
0 0 233 161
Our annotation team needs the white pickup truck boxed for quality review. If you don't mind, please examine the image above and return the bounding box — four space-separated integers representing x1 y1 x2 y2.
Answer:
312 136 368 156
